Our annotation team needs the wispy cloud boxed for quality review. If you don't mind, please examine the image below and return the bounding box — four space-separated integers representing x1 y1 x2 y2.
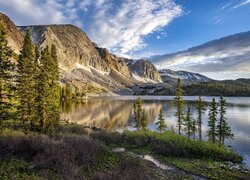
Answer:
151 39 250 80
218 2 232 11
85 0 183 55
233 0 250 9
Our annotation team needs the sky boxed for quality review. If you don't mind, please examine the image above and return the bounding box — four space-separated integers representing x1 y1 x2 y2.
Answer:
0 0 250 79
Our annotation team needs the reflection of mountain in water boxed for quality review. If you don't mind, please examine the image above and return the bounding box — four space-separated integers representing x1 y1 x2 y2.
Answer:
61 100 162 132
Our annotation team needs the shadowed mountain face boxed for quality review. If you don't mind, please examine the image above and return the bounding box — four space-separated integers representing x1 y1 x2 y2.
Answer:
151 31 250 79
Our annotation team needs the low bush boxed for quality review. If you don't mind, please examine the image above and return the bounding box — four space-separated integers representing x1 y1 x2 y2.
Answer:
56 123 89 135
0 134 101 179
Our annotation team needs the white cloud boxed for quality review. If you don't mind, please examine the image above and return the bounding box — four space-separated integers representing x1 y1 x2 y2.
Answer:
153 46 250 77
218 2 232 11
0 0 68 25
82 0 183 55
233 0 250 9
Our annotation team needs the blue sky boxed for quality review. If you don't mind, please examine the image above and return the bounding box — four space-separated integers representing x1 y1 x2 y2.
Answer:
1 0 249 58
0 0 250 79
138 0 250 57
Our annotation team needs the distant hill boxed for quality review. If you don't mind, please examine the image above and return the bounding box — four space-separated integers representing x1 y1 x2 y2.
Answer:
147 78 250 97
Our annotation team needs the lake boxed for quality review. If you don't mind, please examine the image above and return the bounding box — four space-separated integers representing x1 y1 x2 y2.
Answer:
61 96 250 167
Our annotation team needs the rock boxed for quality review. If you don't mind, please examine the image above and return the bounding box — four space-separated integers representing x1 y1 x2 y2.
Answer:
27 164 36 170
112 147 126 153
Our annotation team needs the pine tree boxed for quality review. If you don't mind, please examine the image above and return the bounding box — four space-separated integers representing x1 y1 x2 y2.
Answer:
0 28 14 126
156 109 167 133
141 109 148 131
17 29 36 130
207 98 218 143
184 105 194 139
47 45 60 132
174 79 184 135
216 96 233 145
196 96 205 140
134 97 143 130
35 46 60 133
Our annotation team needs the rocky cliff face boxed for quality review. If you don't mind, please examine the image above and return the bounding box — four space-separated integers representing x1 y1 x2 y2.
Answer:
1 12 163 95
96 47 132 77
129 60 162 83
0 13 23 54
19 25 110 73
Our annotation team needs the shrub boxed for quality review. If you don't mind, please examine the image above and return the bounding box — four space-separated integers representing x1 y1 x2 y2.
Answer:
0 134 101 179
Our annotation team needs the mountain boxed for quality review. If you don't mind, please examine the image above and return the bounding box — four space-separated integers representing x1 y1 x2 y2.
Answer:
128 59 162 83
151 31 250 75
0 13 23 54
159 69 211 85
0 12 162 95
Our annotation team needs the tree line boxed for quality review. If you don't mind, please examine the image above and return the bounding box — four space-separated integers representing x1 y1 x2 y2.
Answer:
0 28 60 133
134 78 233 145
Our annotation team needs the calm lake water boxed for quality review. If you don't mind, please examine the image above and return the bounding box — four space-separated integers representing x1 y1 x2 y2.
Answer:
61 96 250 167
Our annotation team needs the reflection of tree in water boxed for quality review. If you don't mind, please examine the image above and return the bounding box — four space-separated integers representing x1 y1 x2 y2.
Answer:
61 99 162 132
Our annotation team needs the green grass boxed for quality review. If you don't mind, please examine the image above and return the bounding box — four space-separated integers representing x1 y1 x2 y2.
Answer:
0 158 40 180
92 130 243 163
163 157 250 179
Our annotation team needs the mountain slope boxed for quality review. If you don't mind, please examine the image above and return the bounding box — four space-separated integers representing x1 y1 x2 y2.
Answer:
0 12 163 95
159 69 211 84
0 13 23 54
151 31 250 76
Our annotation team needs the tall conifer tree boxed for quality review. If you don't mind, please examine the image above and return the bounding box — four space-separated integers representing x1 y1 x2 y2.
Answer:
196 96 205 140
134 97 143 130
0 28 14 126
216 96 233 145
174 79 184 135
207 98 218 143
156 109 167 133
141 109 148 131
17 29 36 130
35 46 60 133
184 105 194 139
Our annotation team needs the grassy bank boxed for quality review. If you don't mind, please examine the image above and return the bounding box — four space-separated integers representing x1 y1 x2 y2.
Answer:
0 123 249 179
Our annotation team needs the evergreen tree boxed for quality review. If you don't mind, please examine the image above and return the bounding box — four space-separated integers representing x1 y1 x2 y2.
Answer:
47 45 60 132
216 96 233 145
17 29 36 130
174 79 184 135
207 98 218 143
0 28 14 126
141 109 148 131
156 109 167 133
35 46 60 133
134 97 143 130
196 96 205 140
184 105 193 139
